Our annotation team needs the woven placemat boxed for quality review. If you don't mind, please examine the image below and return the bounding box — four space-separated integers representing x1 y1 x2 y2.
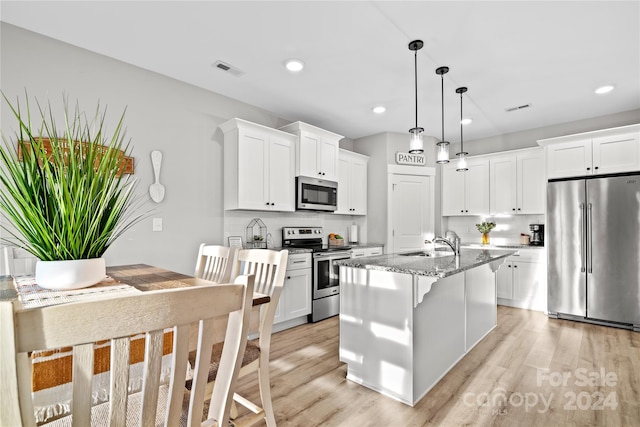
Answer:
14 275 140 309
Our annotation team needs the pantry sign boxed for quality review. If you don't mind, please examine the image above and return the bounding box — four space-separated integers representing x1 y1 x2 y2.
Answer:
395 152 426 166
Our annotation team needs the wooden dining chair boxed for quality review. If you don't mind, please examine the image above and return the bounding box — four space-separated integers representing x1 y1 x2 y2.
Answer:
194 244 239 284
189 249 288 427
0 274 255 427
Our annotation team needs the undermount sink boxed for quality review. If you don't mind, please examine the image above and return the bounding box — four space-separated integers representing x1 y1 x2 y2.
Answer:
399 250 455 258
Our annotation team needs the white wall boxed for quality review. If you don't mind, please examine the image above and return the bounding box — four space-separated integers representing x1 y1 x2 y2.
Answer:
0 23 363 274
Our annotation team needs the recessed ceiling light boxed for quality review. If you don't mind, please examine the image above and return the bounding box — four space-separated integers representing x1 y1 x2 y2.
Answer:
372 106 386 114
594 84 615 95
461 118 472 125
285 59 304 72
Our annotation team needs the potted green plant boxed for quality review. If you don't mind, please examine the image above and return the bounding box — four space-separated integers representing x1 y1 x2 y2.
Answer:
0 93 144 289
476 221 496 246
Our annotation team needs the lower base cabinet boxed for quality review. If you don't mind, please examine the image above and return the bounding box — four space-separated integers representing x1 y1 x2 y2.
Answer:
496 249 546 312
273 253 312 327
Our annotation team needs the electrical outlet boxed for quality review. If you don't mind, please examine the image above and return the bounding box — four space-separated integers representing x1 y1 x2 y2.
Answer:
152 218 163 232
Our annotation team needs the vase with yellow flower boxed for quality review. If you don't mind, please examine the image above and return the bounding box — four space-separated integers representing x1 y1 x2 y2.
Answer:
476 221 496 245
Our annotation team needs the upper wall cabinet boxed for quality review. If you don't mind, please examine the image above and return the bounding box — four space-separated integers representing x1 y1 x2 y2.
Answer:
441 158 490 216
490 148 545 215
335 149 368 215
538 124 640 179
279 121 343 182
220 118 296 212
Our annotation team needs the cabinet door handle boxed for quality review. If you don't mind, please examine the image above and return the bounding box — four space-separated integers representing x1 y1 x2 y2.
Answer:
271 203 275 206
512 208 516 211
287 276 291 280
587 167 591 171
292 260 305 264
594 166 599 170
517 208 521 211
514 265 518 268
265 202 270 205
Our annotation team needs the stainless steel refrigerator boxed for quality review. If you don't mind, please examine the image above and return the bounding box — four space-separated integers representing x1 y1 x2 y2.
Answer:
547 173 640 331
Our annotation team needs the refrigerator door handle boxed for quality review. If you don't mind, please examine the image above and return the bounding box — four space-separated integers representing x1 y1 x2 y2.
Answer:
587 202 593 274
580 203 586 273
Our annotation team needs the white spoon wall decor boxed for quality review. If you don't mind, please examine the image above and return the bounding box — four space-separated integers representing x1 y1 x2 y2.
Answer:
149 150 165 203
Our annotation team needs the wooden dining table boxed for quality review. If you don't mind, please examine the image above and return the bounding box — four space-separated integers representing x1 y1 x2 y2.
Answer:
0 263 270 425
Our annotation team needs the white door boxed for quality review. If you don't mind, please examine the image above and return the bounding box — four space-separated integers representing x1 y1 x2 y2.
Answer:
441 163 465 215
298 132 320 177
517 150 545 214
592 132 640 175
268 136 295 211
350 158 367 214
490 155 516 215
465 159 490 215
238 131 268 210
335 156 351 214
390 174 432 253
319 138 339 180
284 269 312 320
546 139 592 179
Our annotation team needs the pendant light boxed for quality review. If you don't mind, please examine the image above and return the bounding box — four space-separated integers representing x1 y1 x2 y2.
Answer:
408 40 424 154
435 66 450 164
455 86 469 171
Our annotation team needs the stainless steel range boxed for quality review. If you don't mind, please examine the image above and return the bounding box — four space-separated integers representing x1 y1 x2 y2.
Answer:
282 226 352 322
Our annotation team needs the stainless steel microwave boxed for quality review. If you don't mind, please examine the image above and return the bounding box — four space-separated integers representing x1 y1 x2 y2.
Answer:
296 176 338 212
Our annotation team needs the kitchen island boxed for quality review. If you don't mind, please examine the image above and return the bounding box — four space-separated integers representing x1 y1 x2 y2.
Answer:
337 248 514 406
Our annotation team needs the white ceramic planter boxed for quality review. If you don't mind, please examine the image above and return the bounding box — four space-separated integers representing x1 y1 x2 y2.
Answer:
35 258 106 290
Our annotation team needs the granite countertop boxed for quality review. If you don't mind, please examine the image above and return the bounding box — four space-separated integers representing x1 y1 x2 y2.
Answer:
336 248 515 278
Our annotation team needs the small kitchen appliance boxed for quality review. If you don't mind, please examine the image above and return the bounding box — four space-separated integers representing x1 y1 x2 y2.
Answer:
529 224 544 246
295 176 338 212
282 226 352 322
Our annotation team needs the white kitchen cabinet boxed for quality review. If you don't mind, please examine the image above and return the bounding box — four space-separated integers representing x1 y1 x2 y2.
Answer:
539 124 640 179
220 118 296 212
351 246 383 258
490 148 545 215
441 158 490 216
335 149 368 215
279 121 343 182
496 249 546 312
274 252 312 326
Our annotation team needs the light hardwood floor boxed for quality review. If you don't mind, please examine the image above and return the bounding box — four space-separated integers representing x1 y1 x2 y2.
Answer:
232 306 640 426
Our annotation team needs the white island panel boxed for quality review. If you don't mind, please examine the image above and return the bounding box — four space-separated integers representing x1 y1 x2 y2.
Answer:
339 268 415 402
339 249 511 406
413 273 466 404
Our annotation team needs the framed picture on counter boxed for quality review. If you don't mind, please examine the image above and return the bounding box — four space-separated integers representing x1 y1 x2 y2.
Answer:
228 236 243 249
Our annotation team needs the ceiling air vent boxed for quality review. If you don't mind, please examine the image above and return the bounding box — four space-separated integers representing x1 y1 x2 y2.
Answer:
505 104 531 112
212 60 245 77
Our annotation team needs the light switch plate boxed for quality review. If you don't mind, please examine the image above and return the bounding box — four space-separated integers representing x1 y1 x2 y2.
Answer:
152 218 163 232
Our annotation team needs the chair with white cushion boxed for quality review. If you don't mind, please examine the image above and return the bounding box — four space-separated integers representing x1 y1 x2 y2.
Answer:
0 274 256 427
194 244 238 284
190 249 288 427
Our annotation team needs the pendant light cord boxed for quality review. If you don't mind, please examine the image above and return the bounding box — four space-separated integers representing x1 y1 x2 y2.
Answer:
460 90 463 152
414 49 418 129
441 75 445 142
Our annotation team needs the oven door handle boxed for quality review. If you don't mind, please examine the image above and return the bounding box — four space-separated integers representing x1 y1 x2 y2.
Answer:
313 252 352 260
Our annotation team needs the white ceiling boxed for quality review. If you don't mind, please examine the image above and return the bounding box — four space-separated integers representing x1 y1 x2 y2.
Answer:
2 1 639 142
